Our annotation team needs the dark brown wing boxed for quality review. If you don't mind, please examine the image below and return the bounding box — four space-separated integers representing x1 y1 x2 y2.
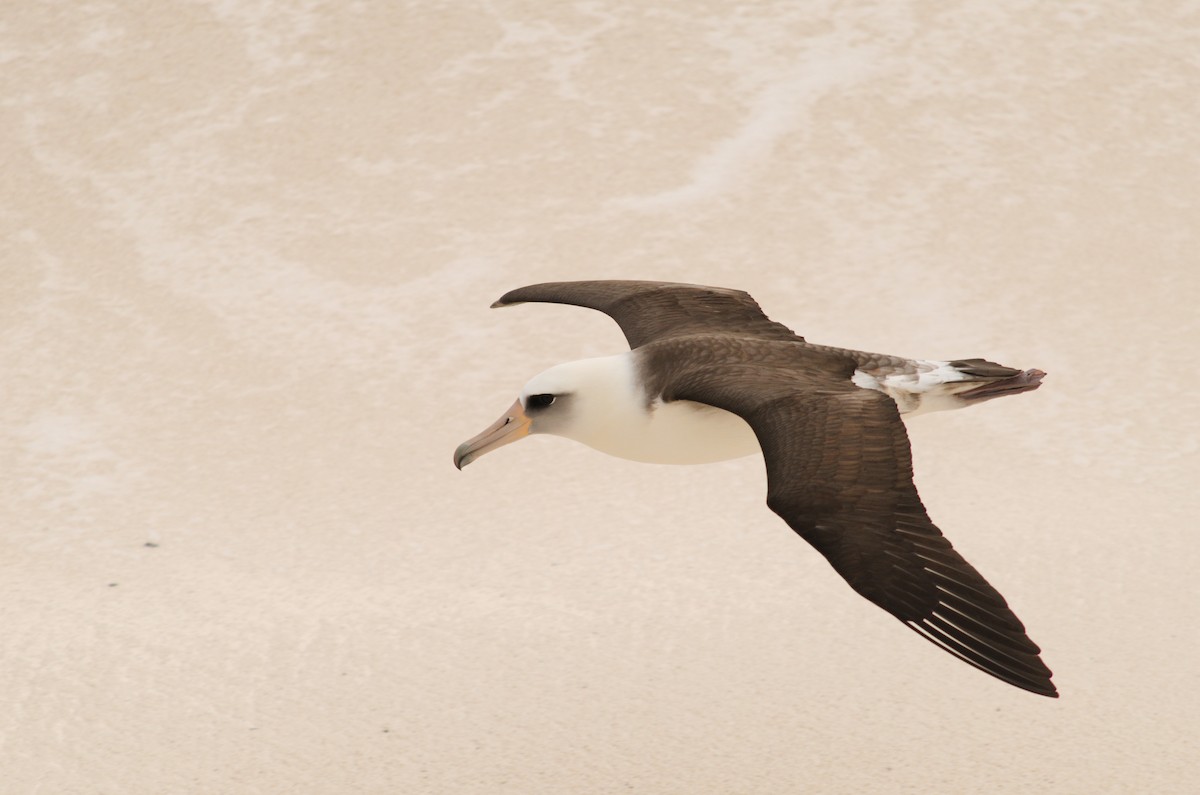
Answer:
493 280 801 349
665 354 1058 697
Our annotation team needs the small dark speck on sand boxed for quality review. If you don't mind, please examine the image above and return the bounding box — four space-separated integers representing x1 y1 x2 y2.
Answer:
144 542 159 548
107 583 118 587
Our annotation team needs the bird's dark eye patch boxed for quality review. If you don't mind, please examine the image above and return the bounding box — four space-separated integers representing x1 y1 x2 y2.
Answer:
527 393 555 408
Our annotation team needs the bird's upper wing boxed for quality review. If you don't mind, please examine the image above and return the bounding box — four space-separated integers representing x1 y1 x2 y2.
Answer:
663 352 1057 697
492 280 801 349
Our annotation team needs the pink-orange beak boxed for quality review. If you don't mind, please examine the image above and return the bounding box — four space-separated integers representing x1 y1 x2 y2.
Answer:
453 399 531 469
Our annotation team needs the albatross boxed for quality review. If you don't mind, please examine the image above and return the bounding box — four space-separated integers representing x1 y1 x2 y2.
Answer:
454 280 1056 697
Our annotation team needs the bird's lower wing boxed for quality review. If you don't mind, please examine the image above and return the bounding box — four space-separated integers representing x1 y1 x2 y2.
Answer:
790 484 1058 697
681 374 1057 697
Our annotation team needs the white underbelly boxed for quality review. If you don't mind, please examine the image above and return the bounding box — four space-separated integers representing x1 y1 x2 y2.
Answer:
591 399 761 465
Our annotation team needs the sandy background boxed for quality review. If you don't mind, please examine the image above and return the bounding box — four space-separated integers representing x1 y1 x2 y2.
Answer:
3 2 1198 793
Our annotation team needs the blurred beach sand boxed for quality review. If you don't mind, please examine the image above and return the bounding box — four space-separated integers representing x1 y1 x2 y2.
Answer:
2 2 1198 792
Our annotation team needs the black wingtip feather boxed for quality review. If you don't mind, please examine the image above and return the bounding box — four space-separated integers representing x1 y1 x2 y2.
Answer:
906 620 1058 698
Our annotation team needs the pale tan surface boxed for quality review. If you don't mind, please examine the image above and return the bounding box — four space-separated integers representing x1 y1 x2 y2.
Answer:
3 2 1198 793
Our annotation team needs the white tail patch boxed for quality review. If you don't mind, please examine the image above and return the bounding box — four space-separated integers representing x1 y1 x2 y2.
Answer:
852 360 977 416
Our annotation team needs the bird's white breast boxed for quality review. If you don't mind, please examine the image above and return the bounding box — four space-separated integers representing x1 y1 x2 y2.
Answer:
534 352 761 465
628 399 761 464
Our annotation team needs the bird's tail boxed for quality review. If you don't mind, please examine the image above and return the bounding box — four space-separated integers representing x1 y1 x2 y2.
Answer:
950 359 1047 403
843 353 1046 416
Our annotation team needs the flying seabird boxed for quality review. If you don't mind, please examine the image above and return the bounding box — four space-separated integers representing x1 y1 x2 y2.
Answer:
454 280 1056 697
